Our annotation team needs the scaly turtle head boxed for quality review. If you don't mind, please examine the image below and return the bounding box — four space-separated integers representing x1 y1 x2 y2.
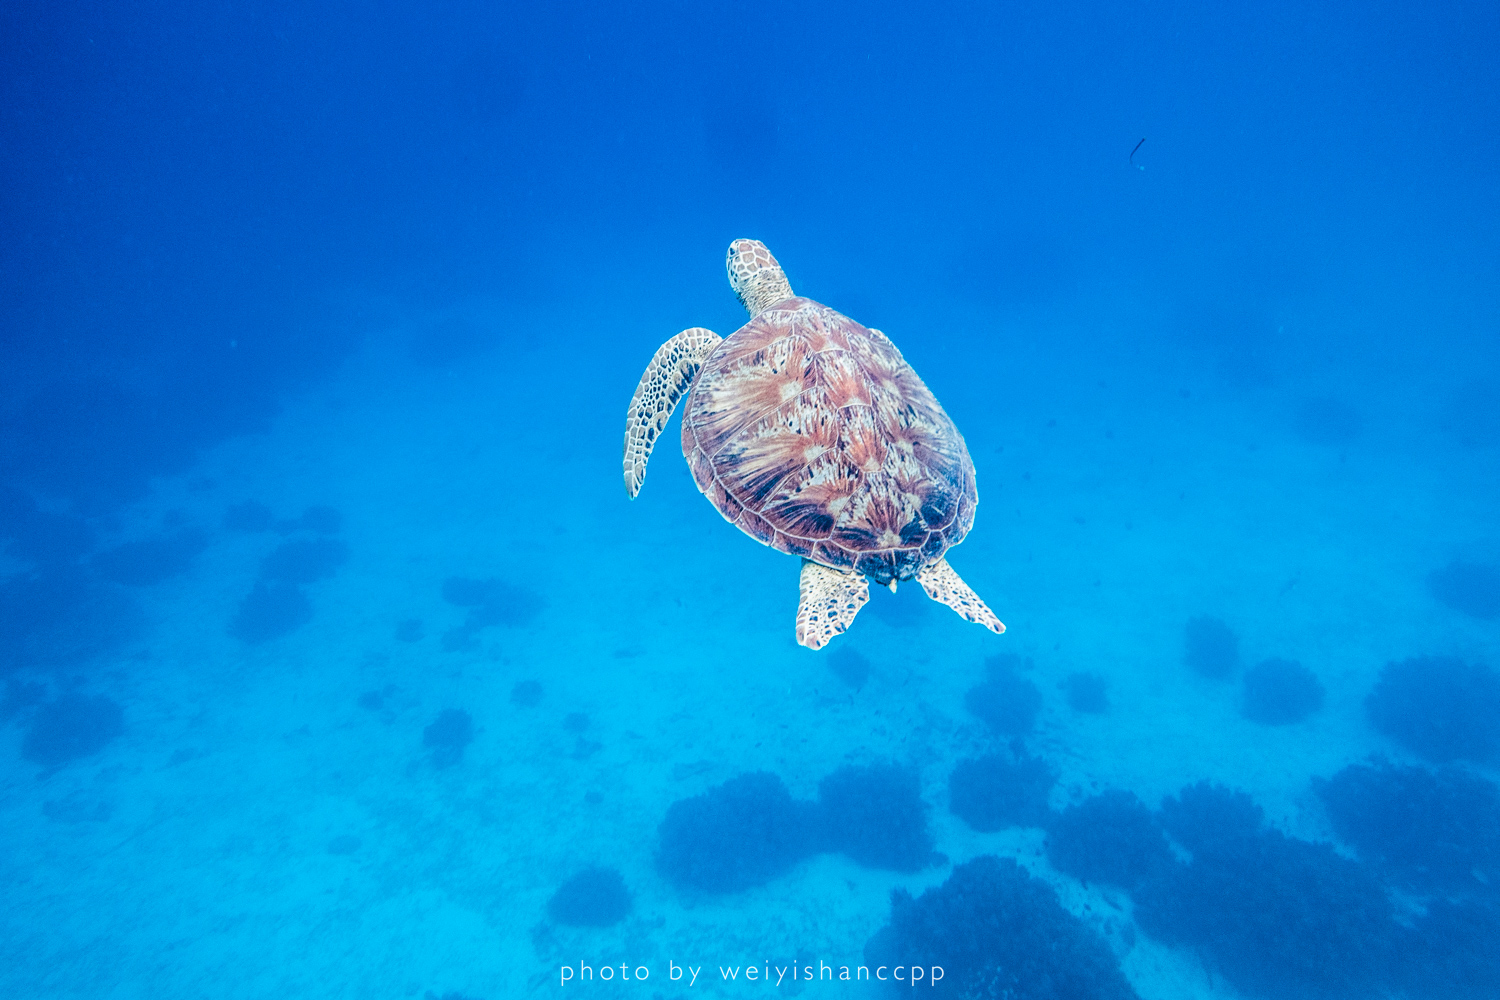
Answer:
726 239 794 317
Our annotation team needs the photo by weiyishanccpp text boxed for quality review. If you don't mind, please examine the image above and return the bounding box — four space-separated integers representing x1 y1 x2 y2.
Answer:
559 960 944 986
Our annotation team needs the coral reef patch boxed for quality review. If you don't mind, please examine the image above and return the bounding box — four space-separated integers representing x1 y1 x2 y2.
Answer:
547 868 632 928
22 693 125 768
423 708 474 767
440 576 545 650
510 680 543 707
1240 657 1324 724
296 505 343 535
0 487 95 563
1183 615 1239 679
0 567 140 672
1157 781 1264 855
1316 760 1499 893
1428 560 1500 619
1046 790 1174 891
864 855 1138 999
964 655 1042 736
259 538 349 584
827 647 870 690
92 528 207 586
1365 656 1500 764
1398 897 1500 999
1062 671 1109 713
1139 782 1399 999
816 763 934 872
223 501 277 533
656 772 818 894
229 582 313 643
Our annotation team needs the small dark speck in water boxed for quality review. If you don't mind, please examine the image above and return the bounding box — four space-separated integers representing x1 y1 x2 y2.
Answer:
510 680 543 706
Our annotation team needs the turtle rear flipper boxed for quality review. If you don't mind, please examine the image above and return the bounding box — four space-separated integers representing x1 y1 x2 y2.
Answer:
796 559 869 650
917 558 1005 634
623 327 722 498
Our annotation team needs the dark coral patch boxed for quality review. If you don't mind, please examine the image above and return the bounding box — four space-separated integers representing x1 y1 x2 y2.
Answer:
964 655 1042 736
441 577 493 605
865 856 1138 1000
439 577 544 650
229 582 312 643
656 772 818 894
1062 671 1109 713
1240 657 1324 724
510 680 543 707
1138 784 1400 999
223 501 276 532
827 647 870 689
1428 560 1500 619
1184 615 1239 679
93 529 207 586
43 793 115 823
0 487 95 564
22 693 125 768
297 505 343 535
260 538 349 584
816 763 933 872
1046 790 1174 891
1158 781 1264 857
1316 760 1499 893
423 709 474 768
1366 656 1500 764
547 867 632 928
0 567 140 672
1 678 47 717
442 577 544 628
1398 897 1500 999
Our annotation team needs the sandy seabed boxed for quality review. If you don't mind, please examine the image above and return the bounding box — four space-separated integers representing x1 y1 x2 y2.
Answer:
2 295 1496 1000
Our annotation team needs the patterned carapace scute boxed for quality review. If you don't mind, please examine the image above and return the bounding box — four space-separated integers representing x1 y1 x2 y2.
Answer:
683 297 975 585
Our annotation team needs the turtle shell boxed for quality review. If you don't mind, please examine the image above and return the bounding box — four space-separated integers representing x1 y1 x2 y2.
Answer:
682 297 977 585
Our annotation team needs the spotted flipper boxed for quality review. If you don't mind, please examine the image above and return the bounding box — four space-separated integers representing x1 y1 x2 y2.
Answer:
796 559 869 650
623 327 722 498
916 557 1005 634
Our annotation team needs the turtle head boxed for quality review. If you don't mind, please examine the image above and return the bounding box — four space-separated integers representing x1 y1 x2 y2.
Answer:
727 239 794 317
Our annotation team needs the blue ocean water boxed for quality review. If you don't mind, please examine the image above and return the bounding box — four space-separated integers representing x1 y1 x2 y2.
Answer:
3 1 1498 996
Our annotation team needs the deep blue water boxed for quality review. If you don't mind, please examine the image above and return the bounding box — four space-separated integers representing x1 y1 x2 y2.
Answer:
3 2 1498 997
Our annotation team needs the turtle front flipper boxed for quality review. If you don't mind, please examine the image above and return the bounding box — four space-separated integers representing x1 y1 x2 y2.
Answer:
796 559 870 650
623 327 722 498
916 558 1006 635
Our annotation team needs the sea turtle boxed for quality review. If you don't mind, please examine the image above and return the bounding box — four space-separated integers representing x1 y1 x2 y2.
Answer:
623 240 1004 649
